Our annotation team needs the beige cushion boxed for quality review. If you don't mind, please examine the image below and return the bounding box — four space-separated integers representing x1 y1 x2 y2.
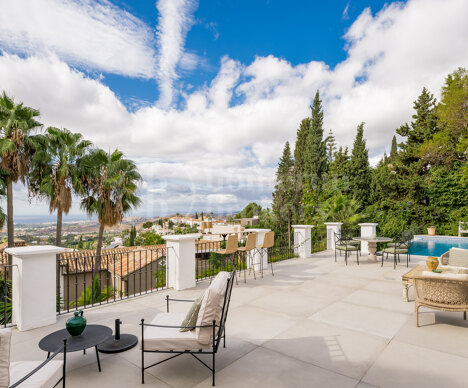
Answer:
142 312 210 351
10 361 63 388
196 272 229 345
439 264 468 272
179 293 204 332
448 248 468 268
0 328 11 387
422 271 468 280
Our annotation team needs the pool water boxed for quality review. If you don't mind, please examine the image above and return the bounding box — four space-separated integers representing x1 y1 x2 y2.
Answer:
410 236 468 257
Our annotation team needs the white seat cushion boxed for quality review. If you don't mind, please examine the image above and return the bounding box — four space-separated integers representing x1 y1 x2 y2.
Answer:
196 272 229 345
10 361 63 388
142 312 210 351
439 264 468 272
448 248 468 268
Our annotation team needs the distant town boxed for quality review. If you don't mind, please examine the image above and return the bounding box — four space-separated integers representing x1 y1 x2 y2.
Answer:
0 206 263 251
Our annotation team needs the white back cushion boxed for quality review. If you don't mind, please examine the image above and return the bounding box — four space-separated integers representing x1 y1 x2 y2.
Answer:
0 328 12 387
449 248 468 268
196 272 229 345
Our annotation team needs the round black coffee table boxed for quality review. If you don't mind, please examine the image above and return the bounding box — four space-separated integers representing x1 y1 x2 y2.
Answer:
39 324 112 372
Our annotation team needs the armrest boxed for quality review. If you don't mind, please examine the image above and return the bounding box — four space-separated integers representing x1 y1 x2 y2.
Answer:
9 340 66 388
140 319 218 330
165 295 195 312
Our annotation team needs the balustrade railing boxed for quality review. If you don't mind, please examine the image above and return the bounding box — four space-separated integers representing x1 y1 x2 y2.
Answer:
57 246 167 314
0 255 12 327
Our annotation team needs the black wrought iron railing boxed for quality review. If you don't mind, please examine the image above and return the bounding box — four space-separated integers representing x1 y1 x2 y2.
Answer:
57 246 167 314
1 262 13 327
195 240 242 282
268 233 296 264
311 226 327 253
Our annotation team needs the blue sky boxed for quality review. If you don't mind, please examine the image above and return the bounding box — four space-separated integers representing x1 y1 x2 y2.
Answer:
0 0 467 221
103 0 390 109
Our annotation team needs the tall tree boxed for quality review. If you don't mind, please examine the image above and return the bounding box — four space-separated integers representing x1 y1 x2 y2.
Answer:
349 123 372 207
0 92 42 259
81 149 141 274
29 127 91 297
30 127 92 247
326 129 337 163
292 118 310 222
304 90 327 190
389 135 398 161
272 142 295 245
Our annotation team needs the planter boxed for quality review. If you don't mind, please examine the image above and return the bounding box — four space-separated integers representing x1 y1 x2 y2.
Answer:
427 227 436 236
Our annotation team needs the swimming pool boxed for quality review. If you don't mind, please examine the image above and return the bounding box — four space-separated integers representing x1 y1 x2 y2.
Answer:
409 235 468 257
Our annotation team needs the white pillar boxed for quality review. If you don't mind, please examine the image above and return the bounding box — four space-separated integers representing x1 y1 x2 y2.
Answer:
6 246 66 331
358 223 378 255
163 234 199 291
324 222 343 250
292 225 314 258
246 229 270 271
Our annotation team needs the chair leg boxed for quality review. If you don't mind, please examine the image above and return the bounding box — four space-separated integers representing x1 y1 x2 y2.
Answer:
415 304 420 327
212 352 215 386
464 311 466 320
141 320 145 384
356 250 359 265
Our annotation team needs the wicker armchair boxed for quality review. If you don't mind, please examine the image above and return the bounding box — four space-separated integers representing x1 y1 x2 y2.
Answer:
413 274 468 327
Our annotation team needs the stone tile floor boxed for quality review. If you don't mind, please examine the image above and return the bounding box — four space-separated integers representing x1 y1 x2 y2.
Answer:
9 251 468 387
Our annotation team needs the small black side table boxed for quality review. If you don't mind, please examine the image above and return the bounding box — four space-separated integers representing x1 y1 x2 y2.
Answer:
39 324 112 372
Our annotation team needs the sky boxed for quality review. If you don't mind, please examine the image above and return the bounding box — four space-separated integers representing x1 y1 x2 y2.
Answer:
0 0 467 222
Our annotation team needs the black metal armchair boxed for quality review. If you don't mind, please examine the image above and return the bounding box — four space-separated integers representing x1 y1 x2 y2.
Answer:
334 231 360 265
140 268 235 386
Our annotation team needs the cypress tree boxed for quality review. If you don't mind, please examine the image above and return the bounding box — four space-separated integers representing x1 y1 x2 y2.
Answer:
349 123 372 207
304 90 327 190
390 135 398 161
327 129 336 163
292 118 310 222
272 141 295 242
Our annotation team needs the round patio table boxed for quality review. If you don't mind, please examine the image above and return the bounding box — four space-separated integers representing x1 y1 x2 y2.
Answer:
353 237 392 262
39 324 112 372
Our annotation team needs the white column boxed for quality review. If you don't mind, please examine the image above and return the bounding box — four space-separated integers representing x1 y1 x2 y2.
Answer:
246 229 270 270
358 223 378 255
292 225 314 258
163 234 200 291
6 246 66 331
324 222 343 250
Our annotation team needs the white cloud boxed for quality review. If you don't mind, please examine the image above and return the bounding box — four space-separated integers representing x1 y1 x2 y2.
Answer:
155 0 198 107
0 0 157 78
1 0 468 217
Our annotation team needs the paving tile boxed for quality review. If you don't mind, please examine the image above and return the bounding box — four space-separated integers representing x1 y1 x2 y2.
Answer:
342 289 414 315
226 305 299 345
66 352 168 388
362 341 468 388
394 309 468 358
309 301 411 339
193 347 358 388
263 319 388 380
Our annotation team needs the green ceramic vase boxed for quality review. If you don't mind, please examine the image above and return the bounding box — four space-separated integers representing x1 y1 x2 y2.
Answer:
66 310 87 336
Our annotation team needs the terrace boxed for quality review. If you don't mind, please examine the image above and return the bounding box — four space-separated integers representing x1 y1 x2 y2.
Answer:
7 248 468 388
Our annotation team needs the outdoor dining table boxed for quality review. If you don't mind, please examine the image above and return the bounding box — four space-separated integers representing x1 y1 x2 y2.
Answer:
353 236 392 261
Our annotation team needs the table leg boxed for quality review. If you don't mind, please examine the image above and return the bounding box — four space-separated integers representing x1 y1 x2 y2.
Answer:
402 281 410 302
95 346 102 372
368 241 378 261
83 349 86 355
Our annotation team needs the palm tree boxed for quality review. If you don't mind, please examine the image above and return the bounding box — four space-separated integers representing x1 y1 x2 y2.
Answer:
0 92 42 258
30 127 92 247
80 149 141 274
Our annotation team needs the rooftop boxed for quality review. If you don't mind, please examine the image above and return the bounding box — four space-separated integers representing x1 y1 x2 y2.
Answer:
9 251 468 388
